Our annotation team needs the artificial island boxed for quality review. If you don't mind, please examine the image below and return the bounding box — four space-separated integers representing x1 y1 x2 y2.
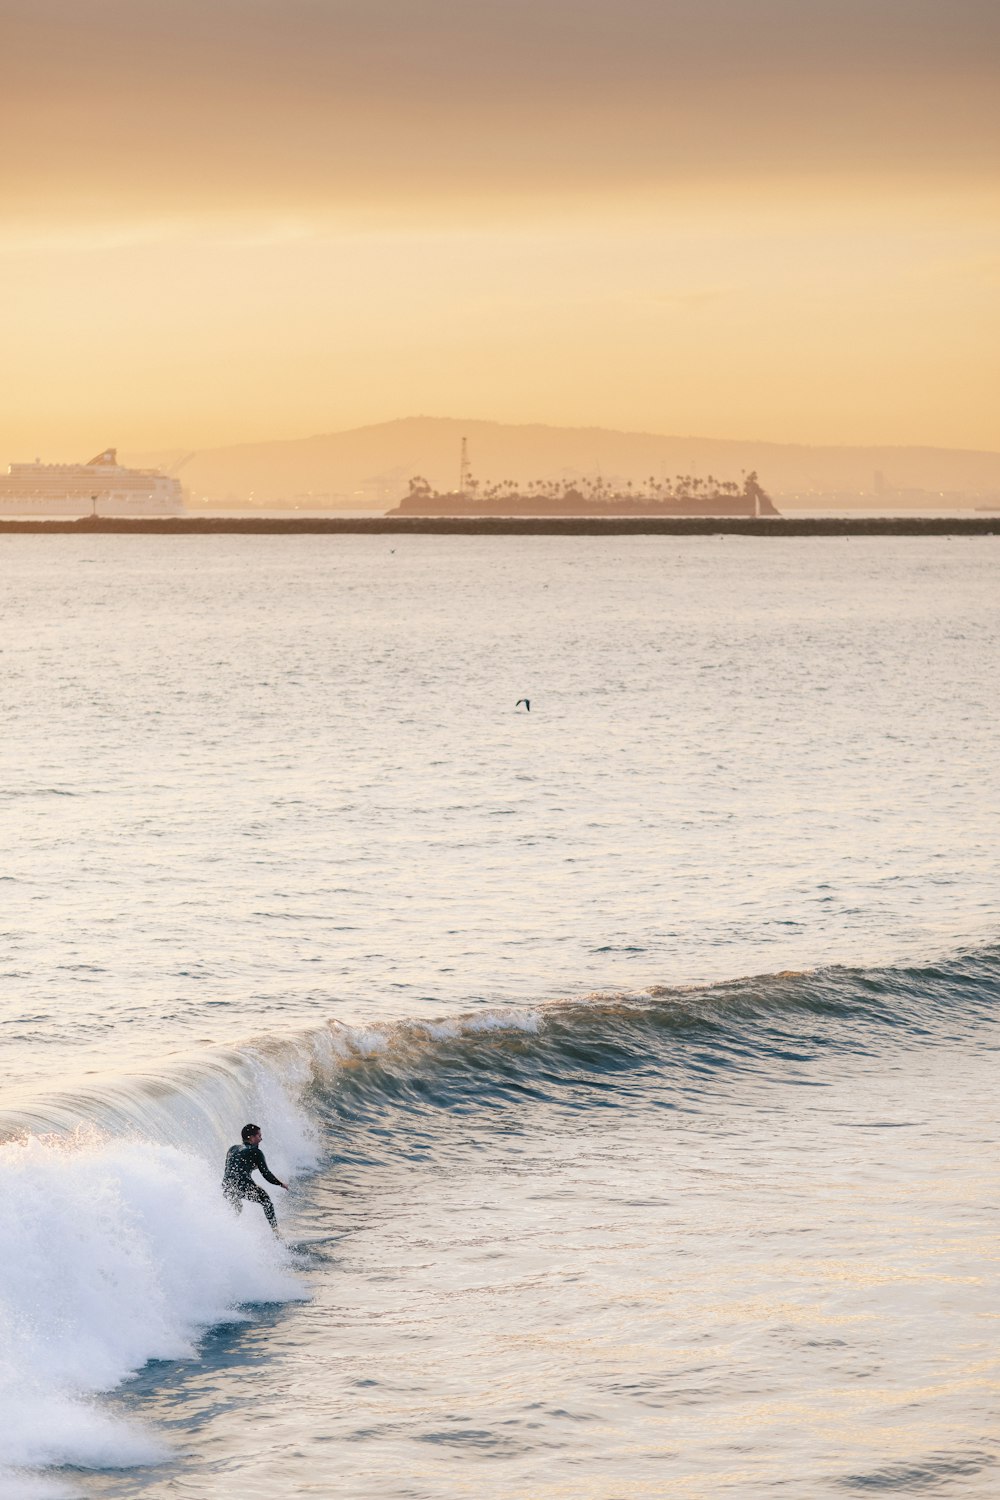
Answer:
388 443 779 518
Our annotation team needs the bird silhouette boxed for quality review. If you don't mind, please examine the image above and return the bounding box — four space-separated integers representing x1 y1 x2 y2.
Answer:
516 699 531 712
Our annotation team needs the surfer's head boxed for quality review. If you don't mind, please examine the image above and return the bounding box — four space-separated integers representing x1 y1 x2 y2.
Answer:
241 1123 262 1144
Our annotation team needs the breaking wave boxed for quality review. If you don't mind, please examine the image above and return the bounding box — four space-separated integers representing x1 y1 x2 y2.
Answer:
1 944 997 1493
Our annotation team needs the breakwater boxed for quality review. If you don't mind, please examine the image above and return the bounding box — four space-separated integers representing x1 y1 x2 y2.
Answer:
0 515 996 536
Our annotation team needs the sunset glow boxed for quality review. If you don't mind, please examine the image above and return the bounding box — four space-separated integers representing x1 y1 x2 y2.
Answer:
2 0 998 455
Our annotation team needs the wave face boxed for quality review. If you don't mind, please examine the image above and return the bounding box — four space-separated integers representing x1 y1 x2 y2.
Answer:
1 944 997 1494
304 946 1000 1131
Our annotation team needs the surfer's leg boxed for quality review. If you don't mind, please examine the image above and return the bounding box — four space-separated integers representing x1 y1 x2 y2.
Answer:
246 1182 279 1233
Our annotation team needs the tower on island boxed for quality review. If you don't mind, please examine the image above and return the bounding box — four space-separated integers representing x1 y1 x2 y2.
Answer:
459 437 471 498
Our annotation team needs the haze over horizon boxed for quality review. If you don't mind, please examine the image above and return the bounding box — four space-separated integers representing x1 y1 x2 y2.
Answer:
2 0 998 457
124 415 1000 510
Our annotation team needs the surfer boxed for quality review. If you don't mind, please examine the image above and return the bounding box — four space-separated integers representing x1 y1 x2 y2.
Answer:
222 1123 288 1235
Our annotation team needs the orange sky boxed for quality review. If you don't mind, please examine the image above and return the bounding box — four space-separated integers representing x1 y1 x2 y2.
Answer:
1 0 998 456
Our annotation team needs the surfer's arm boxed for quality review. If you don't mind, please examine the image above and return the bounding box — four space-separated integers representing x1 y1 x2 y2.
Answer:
253 1149 288 1189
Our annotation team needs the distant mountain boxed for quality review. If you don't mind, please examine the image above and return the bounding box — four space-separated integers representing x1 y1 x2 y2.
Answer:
126 418 1000 508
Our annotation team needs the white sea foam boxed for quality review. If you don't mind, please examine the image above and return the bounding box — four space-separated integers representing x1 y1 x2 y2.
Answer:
0 1084 314 1491
459 1008 542 1034
0 1476 83 1500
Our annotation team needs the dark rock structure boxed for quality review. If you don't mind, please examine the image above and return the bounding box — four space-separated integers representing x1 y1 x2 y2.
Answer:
0 517 994 537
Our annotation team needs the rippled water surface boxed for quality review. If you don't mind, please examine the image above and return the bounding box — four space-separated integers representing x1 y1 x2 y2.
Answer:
0 535 997 1497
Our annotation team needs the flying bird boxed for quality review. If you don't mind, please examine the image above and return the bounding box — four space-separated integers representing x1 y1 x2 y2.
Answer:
516 699 531 712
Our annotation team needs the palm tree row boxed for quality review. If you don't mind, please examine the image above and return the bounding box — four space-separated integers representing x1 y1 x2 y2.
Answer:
407 471 761 502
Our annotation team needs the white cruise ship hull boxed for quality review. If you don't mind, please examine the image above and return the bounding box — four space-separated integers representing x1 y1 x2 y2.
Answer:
0 448 185 517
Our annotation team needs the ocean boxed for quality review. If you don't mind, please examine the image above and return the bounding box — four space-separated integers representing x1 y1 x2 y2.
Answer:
1 534 997 1497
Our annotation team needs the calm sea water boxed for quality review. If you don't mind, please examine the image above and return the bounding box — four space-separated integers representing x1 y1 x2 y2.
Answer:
1 535 997 1498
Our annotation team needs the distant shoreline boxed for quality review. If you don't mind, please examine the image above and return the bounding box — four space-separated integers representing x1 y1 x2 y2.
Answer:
0 516 996 537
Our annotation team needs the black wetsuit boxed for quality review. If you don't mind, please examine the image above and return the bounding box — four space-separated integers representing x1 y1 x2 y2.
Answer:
222 1144 282 1231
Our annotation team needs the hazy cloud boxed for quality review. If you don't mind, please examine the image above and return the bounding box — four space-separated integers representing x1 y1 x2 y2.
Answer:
3 0 998 222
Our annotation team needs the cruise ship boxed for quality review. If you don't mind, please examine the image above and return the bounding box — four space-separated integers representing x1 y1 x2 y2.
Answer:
0 449 185 516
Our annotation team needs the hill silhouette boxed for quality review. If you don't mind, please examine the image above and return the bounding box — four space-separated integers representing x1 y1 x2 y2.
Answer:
128 418 1000 509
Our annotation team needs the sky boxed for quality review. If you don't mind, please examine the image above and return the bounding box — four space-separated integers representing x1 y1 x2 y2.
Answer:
1 0 998 456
